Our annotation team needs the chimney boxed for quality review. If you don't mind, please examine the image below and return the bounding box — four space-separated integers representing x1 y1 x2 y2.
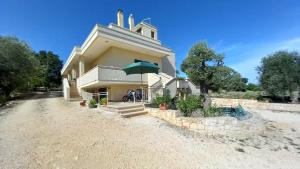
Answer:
117 9 124 27
128 14 135 31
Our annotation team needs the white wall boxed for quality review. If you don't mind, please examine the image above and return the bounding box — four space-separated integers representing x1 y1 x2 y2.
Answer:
162 52 176 77
142 26 157 40
89 47 162 71
63 78 70 100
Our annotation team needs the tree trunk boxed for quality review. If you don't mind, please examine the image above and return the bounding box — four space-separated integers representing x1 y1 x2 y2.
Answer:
2 86 13 98
200 84 211 110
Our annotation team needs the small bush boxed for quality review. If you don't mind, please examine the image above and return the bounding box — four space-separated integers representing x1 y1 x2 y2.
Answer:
203 105 223 117
177 96 202 117
0 95 7 106
211 90 261 100
100 98 107 105
89 98 97 106
152 95 171 107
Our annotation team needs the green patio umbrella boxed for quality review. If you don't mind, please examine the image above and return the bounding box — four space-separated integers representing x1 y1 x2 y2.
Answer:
123 61 159 101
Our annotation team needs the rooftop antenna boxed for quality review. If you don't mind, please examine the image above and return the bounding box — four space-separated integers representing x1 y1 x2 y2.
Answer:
142 18 151 25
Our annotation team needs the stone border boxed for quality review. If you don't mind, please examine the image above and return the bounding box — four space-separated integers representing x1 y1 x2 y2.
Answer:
211 98 300 112
146 108 263 138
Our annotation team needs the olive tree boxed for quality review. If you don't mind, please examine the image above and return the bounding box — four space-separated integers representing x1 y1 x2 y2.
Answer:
0 36 38 97
181 41 224 109
257 51 300 100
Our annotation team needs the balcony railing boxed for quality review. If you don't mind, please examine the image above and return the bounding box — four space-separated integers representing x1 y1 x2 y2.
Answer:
77 65 148 87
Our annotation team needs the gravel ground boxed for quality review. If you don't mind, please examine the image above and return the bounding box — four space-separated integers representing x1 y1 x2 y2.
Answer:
0 92 300 169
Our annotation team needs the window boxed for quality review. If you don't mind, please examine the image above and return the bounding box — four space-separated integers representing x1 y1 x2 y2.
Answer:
134 59 143 63
151 31 155 38
134 59 150 63
134 59 156 65
136 28 142 34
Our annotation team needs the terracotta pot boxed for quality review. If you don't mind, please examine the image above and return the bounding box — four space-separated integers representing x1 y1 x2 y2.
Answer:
80 100 86 107
159 103 168 110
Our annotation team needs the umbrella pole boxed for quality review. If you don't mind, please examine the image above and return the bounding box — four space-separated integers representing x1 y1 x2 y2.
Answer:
141 74 144 103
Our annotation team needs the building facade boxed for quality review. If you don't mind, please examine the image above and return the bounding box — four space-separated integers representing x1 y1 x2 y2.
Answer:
61 10 185 102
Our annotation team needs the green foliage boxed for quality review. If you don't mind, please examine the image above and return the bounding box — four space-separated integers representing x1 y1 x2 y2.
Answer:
256 95 271 102
0 36 38 97
203 105 223 117
219 67 247 92
181 41 225 94
246 83 260 91
177 77 185 81
34 51 63 88
177 96 202 117
257 51 300 97
89 98 97 106
0 36 63 105
211 90 261 100
0 95 6 106
180 41 248 108
100 98 107 105
152 95 172 107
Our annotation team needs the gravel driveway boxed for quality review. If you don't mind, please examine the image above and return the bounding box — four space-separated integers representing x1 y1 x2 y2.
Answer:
0 92 299 169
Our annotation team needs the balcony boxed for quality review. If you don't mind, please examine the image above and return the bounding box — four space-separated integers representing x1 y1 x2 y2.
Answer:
77 65 148 87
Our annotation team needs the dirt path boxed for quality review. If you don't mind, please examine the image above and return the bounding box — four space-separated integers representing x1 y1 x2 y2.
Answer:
0 92 300 169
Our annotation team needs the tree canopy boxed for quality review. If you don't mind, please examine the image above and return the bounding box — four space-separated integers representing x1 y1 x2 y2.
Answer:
34 51 63 88
181 41 249 107
0 36 63 101
181 42 225 108
219 67 247 92
257 51 300 97
0 36 38 96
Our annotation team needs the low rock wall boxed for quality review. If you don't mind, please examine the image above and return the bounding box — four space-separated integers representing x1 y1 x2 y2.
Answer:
146 108 262 138
212 98 300 112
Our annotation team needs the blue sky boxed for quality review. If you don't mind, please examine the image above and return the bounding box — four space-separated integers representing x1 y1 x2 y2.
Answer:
1 0 300 83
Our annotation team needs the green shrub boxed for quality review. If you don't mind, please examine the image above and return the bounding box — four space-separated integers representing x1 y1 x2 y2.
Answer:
152 95 171 107
177 96 202 117
89 98 97 106
203 105 223 117
256 95 271 102
211 90 261 100
100 98 107 105
0 95 7 106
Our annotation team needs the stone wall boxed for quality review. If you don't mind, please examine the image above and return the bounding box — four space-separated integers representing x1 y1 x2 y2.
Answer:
146 108 263 138
212 98 300 112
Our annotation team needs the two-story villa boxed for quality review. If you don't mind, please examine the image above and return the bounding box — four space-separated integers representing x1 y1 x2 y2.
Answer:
61 10 198 102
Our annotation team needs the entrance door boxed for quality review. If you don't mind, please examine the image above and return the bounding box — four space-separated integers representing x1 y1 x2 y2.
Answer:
98 88 107 100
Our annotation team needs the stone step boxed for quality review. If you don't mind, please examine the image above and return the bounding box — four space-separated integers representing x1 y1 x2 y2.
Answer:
121 110 148 118
118 107 145 114
114 104 144 110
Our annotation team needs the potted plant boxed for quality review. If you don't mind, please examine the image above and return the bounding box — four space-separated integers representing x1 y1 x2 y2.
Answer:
152 95 171 110
100 98 108 106
80 100 86 107
88 98 97 108
159 102 169 110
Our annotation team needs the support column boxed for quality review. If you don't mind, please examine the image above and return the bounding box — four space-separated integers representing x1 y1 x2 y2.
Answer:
79 56 85 77
71 68 76 79
67 73 71 81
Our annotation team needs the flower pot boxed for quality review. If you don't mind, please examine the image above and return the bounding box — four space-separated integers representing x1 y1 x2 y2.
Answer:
159 103 168 110
89 104 97 108
80 100 86 107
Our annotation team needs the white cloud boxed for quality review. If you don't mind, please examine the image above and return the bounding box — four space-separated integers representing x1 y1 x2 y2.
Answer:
228 37 300 83
213 40 242 53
